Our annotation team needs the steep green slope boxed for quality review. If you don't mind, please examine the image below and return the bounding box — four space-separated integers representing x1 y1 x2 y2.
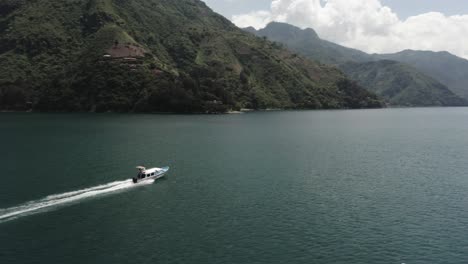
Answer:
252 22 371 65
340 60 467 106
247 22 467 106
0 0 382 112
375 50 468 100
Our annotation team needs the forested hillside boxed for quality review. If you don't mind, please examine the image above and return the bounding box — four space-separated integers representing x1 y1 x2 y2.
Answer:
0 0 382 112
247 22 467 107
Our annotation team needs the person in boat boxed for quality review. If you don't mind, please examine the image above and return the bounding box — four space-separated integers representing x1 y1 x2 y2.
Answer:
136 166 145 179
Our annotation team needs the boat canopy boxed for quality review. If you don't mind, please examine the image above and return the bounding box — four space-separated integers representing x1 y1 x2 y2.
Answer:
136 166 146 170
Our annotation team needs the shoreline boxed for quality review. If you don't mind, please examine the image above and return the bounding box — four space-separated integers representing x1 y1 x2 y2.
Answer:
2 106 468 115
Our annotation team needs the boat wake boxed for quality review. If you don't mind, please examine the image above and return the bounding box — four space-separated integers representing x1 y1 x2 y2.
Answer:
0 179 154 223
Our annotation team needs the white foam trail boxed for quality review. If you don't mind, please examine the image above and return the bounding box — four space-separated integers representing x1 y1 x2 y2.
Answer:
0 179 154 223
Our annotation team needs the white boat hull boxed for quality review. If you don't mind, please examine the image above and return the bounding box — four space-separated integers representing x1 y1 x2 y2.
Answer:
132 166 169 184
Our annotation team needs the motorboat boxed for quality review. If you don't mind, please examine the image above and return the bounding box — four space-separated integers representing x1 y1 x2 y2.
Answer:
133 166 169 183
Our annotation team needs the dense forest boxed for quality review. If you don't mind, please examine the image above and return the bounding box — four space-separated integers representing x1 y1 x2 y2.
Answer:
0 0 382 112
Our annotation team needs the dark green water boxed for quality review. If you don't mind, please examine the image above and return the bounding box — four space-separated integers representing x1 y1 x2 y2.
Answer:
1 109 468 264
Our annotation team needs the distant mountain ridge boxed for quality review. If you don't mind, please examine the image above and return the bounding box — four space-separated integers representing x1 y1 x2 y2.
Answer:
341 60 466 106
246 22 468 106
0 0 382 112
375 50 468 100
252 22 371 65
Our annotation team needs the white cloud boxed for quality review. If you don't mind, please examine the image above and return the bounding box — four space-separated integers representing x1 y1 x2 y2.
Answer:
232 0 468 59
232 10 273 29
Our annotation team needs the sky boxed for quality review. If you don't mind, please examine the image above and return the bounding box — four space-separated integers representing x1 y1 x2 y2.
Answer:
203 0 468 58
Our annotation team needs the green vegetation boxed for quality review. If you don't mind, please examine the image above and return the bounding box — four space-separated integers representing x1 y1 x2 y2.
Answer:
246 22 371 66
0 0 383 112
340 61 467 106
248 22 468 107
375 50 468 100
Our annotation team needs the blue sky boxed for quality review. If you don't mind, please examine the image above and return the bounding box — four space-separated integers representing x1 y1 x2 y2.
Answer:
205 0 468 20
381 0 468 19
203 0 468 58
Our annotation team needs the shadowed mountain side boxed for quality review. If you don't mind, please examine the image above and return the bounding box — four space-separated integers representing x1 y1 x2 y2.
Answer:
375 50 468 100
340 60 468 106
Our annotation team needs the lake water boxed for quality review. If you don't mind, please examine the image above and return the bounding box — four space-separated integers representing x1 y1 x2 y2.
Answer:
1 109 468 264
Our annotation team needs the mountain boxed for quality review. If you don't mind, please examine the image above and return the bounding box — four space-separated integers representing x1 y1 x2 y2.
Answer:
253 22 371 65
247 22 468 107
375 50 468 100
341 60 467 106
0 0 382 112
